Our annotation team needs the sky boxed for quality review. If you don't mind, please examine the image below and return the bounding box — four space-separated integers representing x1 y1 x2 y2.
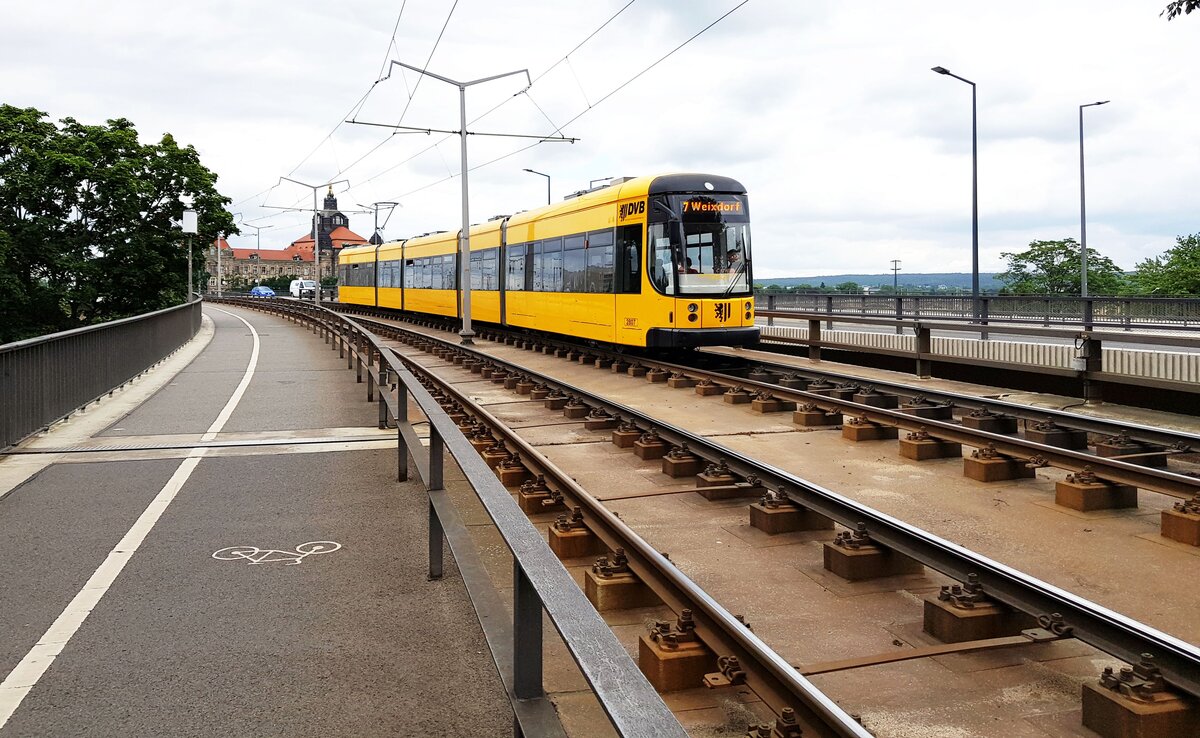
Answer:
5 1 1197 279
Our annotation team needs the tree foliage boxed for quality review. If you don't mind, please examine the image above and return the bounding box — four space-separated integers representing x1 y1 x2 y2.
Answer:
0 105 235 343
997 238 1127 295
1128 233 1200 295
1163 1 1200 19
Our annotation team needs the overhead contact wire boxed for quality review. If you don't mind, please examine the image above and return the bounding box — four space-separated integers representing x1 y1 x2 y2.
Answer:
379 0 751 202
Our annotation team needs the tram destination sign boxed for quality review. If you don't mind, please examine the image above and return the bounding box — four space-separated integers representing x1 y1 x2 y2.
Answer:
680 194 748 222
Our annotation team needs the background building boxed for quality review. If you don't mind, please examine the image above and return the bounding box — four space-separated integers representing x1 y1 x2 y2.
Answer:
205 187 368 290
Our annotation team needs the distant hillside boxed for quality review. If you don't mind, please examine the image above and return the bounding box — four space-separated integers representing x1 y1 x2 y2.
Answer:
756 272 1003 291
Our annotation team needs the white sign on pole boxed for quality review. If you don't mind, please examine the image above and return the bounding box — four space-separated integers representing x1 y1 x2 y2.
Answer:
181 209 198 234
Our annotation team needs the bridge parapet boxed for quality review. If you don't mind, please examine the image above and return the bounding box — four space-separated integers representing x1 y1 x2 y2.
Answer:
0 298 202 450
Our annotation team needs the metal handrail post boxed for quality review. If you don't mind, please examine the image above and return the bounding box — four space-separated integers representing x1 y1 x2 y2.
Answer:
378 365 389 429
428 499 445 581
397 382 409 483
513 564 545 700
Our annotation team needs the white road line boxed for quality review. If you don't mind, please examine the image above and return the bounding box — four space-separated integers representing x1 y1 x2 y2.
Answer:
0 307 261 728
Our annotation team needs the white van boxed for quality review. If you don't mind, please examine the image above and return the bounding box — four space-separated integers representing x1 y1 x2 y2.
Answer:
289 279 317 299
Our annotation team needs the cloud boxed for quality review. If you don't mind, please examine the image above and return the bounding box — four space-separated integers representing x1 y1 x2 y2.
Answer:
3 0 1196 274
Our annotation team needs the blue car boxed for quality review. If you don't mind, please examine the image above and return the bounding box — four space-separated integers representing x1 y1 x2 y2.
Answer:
249 285 275 297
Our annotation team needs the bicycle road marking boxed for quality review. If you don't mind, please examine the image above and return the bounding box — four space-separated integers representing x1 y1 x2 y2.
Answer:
212 541 342 566
0 307 260 728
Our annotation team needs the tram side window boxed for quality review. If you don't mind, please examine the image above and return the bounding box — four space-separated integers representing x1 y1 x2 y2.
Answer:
585 229 614 293
429 258 443 289
537 238 563 292
562 235 585 292
443 254 457 290
507 244 525 291
648 223 675 294
483 248 498 289
615 225 642 294
469 251 482 290
470 248 499 290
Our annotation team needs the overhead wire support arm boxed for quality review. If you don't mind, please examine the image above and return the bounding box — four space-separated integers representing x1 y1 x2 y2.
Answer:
345 119 578 143
277 176 350 307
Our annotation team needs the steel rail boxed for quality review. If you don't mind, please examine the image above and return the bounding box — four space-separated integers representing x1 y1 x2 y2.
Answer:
622 361 1200 500
387 338 871 738
335 305 1199 500
335 304 1198 453
359 314 1200 701
692 351 1200 452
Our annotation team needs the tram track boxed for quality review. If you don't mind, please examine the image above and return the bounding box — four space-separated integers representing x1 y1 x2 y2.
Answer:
344 310 1200 705
336 305 1200 504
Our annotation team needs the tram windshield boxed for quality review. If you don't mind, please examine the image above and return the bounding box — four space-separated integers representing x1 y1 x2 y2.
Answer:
647 193 752 297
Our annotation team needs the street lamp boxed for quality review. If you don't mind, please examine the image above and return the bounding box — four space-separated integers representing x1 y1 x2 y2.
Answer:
181 208 198 302
385 60 531 344
279 176 349 306
241 223 275 297
1079 100 1109 299
932 66 980 322
523 168 551 205
891 259 902 334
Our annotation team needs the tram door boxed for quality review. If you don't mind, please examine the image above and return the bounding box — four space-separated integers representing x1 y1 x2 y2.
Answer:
614 223 644 345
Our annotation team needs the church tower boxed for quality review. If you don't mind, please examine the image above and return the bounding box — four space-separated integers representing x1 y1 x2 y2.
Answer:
317 186 349 252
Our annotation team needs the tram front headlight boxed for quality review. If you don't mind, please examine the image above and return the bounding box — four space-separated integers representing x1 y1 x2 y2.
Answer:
687 303 699 313
688 313 698 322
744 301 753 311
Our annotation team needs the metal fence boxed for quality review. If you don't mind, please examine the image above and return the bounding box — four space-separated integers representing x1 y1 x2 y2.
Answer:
756 293 1200 330
0 299 203 450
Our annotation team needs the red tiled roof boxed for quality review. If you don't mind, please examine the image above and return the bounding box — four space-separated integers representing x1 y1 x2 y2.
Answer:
290 225 368 249
228 248 307 262
329 225 369 244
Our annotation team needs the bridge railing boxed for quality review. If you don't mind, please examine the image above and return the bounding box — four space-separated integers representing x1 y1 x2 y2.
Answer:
756 293 1200 331
0 299 203 451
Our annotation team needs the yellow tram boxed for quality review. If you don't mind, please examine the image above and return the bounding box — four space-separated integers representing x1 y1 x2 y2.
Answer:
337 173 757 349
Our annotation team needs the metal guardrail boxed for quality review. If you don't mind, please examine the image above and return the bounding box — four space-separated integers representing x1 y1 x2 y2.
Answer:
757 293 1200 332
213 297 686 738
754 310 1200 401
0 298 203 451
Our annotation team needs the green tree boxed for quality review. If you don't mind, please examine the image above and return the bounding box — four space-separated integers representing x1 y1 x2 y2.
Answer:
0 105 234 343
260 274 300 292
997 238 1126 295
1128 233 1200 295
1163 1 1200 19
834 281 861 293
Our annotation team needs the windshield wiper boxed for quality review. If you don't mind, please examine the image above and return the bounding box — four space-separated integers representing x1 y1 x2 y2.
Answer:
721 259 748 297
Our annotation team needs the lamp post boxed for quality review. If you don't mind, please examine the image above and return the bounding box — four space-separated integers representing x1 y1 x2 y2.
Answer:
1079 100 1109 299
385 61 531 344
932 66 979 322
279 177 349 306
241 223 275 295
891 259 902 334
523 168 551 205
181 208 198 302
